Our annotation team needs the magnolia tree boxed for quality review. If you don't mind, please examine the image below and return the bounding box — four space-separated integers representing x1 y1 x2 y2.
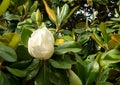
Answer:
0 0 120 85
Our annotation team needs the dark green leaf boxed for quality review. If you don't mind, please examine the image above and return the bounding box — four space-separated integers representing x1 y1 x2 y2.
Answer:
25 59 40 80
0 45 17 62
6 66 27 77
50 57 76 69
10 59 32 69
34 64 52 85
16 45 32 60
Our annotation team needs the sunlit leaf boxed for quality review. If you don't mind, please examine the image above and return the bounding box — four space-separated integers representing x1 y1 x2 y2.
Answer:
91 33 105 48
21 28 33 47
100 47 120 68
85 61 99 85
111 34 120 44
1 33 20 49
0 0 10 16
42 0 56 23
55 41 81 55
99 22 109 43
60 4 69 24
55 38 64 46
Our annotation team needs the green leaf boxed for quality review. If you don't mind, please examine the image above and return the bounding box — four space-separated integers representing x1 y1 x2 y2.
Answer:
55 41 81 55
16 19 34 35
30 1 38 13
97 82 113 85
93 0 108 5
16 45 32 60
0 71 20 85
91 32 105 48
79 33 90 45
21 28 33 47
49 57 76 69
85 61 99 85
4 12 20 21
34 64 52 85
99 22 109 43
10 59 32 69
100 48 120 67
6 66 27 77
25 59 40 80
0 45 17 62
60 4 69 24
0 71 5 85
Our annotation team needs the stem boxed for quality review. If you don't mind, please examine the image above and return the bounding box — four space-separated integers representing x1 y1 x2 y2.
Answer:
0 59 3 70
96 66 104 84
43 60 46 85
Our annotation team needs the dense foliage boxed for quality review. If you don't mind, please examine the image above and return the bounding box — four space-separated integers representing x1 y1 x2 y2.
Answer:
0 0 120 85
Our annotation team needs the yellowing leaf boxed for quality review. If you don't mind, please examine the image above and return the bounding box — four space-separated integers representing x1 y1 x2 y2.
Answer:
87 0 93 7
108 34 120 49
55 38 64 46
8 34 20 49
111 34 120 44
91 33 105 48
108 39 118 49
42 0 56 23
0 0 10 16
2 33 20 49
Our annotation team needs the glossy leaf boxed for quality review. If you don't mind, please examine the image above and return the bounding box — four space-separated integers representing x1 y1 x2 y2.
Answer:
4 13 20 21
55 41 81 55
91 33 104 48
50 57 76 69
25 59 40 80
21 28 33 47
85 61 99 85
6 66 27 77
60 4 69 24
99 22 109 43
100 48 120 67
0 45 17 62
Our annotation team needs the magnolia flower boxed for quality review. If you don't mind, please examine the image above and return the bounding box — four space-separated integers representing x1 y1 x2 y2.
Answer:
28 27 54 60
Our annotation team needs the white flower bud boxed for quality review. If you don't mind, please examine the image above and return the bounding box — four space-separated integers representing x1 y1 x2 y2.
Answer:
28 27 54 60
